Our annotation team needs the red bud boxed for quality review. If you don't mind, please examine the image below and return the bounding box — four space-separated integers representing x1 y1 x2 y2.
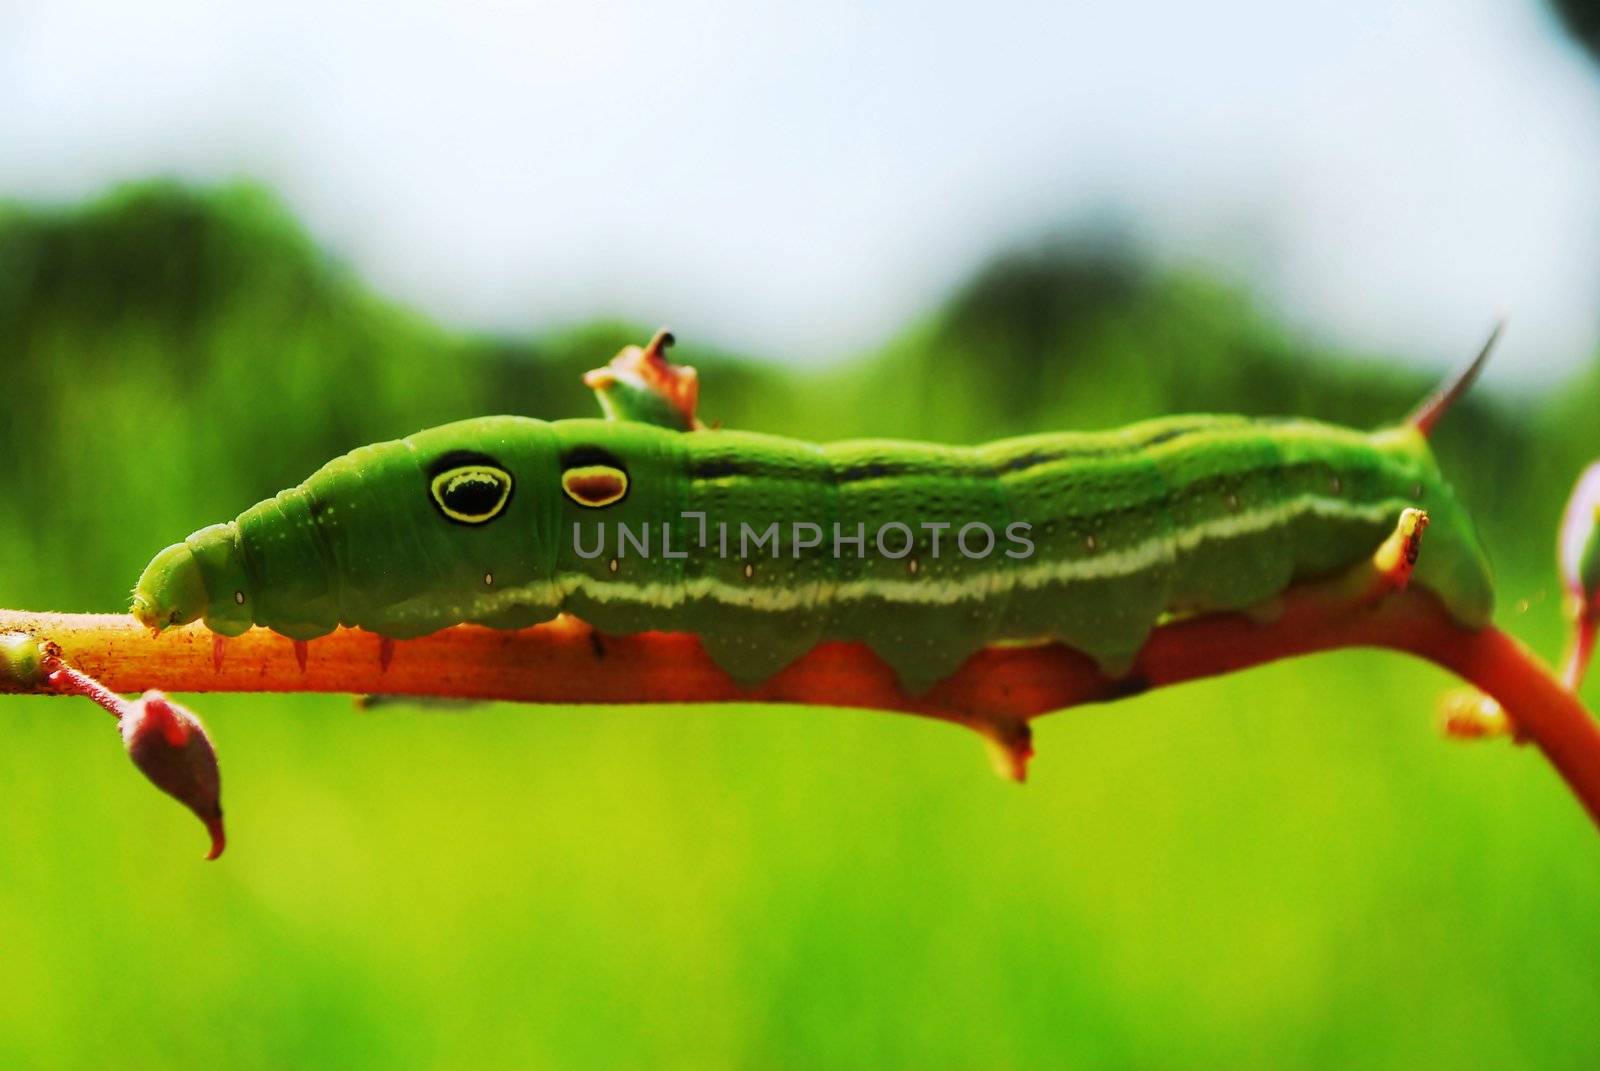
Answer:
1559 462 1600 606
120 691 225 860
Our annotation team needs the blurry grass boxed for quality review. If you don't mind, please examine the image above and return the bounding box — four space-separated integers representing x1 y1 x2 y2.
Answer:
4 183 1600 1068
0 627 1595 1068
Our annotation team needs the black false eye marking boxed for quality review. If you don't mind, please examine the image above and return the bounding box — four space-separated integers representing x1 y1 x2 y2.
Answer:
560 446 631 509
427 451 514 525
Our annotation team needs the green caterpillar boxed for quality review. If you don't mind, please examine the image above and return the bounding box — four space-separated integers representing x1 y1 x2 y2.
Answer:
132 332 1498 693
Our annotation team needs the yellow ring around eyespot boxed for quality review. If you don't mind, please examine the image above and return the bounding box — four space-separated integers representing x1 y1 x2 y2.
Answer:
561 464 629 508
429 465 514 524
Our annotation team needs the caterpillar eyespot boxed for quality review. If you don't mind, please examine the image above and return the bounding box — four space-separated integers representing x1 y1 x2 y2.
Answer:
429 464 514 525
562 464 629 508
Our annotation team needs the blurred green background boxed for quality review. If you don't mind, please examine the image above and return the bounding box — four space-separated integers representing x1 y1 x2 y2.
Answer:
5 2 1600 1068
2 181 1598 1069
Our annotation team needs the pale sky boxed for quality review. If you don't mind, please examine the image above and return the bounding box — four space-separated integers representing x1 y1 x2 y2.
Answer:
4 0 1600 379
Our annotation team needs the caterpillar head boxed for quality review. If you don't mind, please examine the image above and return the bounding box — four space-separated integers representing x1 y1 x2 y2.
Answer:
132 543 206 632
132 524 252 635
130 415 678 640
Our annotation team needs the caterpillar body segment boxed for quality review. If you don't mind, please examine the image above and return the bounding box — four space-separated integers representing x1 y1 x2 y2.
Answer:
133 411 1494 694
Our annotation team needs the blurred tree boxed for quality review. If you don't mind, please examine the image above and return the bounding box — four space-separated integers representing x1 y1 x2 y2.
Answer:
1552 0 1600 63
0 181 1568 613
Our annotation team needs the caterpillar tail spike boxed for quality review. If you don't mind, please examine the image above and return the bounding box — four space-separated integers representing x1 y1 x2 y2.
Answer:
1406 318 1505 437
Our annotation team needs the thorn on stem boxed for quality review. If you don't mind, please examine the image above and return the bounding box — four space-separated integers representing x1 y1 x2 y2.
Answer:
1440 687 1516 742
973 718 1034 783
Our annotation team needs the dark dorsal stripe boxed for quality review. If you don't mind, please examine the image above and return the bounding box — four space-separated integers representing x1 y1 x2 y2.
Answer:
687 418 1233 484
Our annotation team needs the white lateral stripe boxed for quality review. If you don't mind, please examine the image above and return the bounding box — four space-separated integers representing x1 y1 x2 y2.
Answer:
475 493 1409 616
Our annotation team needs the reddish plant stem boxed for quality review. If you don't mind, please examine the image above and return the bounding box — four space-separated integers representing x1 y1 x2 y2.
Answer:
3 580 1598 827
43 659 132 720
